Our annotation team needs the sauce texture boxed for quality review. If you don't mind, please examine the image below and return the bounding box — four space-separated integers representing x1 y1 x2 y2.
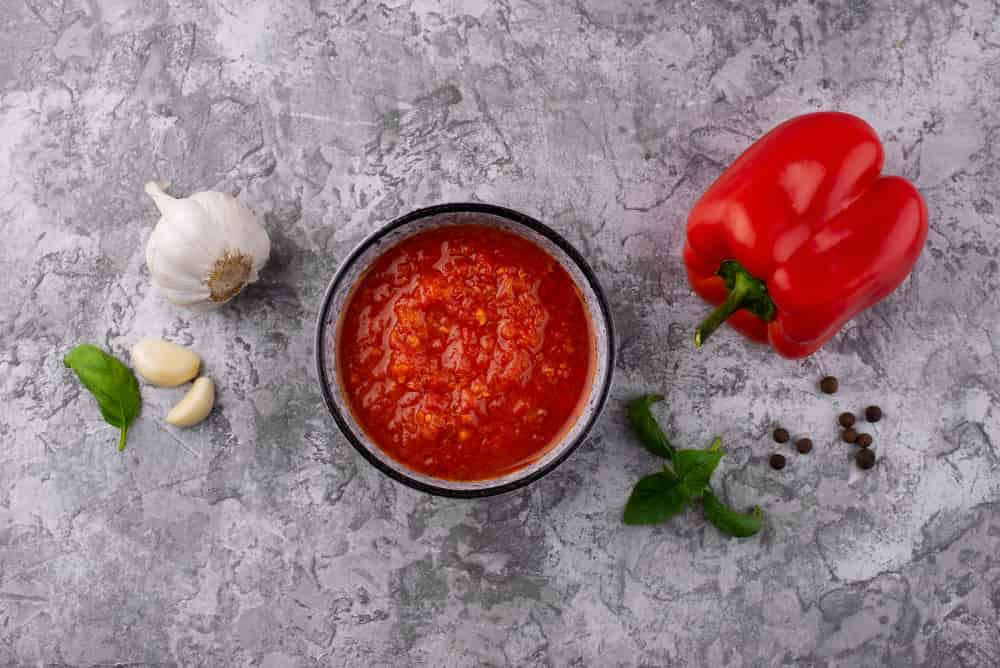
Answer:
339 225 594 481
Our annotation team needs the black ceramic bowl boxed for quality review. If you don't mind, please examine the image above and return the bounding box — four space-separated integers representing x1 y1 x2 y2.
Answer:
315 203 615 497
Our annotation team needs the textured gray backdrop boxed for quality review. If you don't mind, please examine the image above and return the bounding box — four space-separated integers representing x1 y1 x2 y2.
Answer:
2 1 999 666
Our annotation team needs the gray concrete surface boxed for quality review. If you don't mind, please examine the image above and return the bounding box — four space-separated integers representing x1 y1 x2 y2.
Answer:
2 1 1000 666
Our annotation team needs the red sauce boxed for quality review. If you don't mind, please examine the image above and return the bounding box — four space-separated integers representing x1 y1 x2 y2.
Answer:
338 225 594 481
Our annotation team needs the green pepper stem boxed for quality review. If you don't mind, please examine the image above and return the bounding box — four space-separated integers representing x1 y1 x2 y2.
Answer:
693 260 775 348
694 280 752 347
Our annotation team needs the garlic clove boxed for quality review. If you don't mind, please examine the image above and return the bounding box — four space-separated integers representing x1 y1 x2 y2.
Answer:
131 337 201 387
166 377 215 427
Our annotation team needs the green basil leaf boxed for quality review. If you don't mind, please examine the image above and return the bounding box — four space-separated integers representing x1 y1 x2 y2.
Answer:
623 470 689 525
703 489 762 538
65 344 141 451
627 394 675 460
672 440 724 498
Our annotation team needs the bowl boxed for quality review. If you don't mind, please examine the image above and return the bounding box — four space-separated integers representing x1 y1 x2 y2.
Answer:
315 203 615 497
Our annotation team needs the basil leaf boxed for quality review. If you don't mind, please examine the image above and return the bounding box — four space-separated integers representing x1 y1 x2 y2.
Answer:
672 438 724 498
703 489 762 538
627 394 675 460
623 470 689 525
65 344 141 451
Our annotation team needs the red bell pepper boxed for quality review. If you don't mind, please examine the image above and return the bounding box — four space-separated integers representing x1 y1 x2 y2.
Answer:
684 112 928 358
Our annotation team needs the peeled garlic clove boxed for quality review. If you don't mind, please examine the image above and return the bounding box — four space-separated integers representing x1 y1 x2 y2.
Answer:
166 377 215 427
131 337 201 387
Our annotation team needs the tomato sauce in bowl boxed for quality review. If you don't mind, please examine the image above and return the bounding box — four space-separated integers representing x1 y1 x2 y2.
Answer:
316 203 615 497
338 225 594 481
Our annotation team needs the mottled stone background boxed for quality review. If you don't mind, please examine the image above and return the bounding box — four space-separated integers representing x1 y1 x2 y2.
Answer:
2 1 999 666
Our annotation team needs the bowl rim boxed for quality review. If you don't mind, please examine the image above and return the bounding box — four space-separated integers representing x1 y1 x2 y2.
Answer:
314 202 616 497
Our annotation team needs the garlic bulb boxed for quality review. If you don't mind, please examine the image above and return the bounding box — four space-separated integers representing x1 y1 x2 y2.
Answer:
144 182 270 311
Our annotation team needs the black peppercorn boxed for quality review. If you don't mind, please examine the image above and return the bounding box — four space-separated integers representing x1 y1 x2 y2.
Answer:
842 428 858 443
865 406 882 422
773 427 790 443
856 433 873 448
838 412 856 428
770 453 787 470
820 376 838 394
856 448 876 469
795 438 813 454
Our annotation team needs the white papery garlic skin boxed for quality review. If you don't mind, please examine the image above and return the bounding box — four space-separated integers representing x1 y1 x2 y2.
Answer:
144 182 270 311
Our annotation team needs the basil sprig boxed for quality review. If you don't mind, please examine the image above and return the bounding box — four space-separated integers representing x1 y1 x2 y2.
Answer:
624 394 762 537
65 344 141 451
